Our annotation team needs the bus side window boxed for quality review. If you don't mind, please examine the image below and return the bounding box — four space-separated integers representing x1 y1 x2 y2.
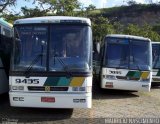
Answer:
2 28 11 54
0 25 2 51
3 28 11 37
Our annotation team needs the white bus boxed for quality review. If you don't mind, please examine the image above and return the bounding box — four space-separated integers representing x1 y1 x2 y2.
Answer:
0 18 12 94
152 42 160 84
9 16 92 108
99 34 152 91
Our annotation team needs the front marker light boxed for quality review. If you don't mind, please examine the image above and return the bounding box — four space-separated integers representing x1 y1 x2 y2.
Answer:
79 87 85 91
12 86 18 90
141 78 150 82
72 87 88 92
12 86 24 91
19 86 24 90
102 75 106 78
86 86 92 93
72 87 78 91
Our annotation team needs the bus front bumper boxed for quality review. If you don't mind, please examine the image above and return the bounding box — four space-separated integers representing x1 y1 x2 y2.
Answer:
9 91 92 108
101 79 151 92
152 76 160 83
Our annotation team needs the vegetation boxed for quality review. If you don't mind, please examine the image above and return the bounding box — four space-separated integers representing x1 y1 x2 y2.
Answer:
1 0 160 42
0 0 16 13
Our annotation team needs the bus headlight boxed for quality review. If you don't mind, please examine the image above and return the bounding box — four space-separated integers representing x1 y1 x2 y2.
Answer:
12 86 18 90
106 75 116 80
72 87 79 91
19 86 24 90
72 87 87 92
141 78 150 82
79 87 85 91
12 86 24 91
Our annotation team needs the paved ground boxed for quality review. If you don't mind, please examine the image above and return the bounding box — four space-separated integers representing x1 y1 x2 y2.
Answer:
0 83 160 124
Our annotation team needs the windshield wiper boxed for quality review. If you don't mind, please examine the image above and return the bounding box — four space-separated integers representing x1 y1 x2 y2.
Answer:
24 54 43 78
53 55 72 77
136 65 142 71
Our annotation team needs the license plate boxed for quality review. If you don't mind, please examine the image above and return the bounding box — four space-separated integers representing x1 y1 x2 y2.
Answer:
41 97 55 103
105 82 113 88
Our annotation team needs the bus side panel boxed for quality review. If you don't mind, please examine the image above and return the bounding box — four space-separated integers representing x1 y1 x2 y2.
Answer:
0 58 8 94
0 32 12 94
152 70 160 82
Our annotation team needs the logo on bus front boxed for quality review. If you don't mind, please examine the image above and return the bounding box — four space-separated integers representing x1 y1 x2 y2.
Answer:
45 86 50 91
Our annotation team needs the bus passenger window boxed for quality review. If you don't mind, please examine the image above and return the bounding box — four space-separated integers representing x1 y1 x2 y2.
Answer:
3 28 11 37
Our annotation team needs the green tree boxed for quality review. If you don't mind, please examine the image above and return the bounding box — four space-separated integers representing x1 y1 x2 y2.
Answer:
0 0 16 13
37 0 81 16
84 4 96 17
21 6 48 18
112 21 124 34
140 24 160 41
92 16 115 43
123 23 160 41
86 4 96 11
127 0 137 6
123 24 141 35
56 0 80 16
2 13 20 23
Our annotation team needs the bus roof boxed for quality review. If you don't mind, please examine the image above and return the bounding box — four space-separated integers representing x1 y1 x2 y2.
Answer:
14 16 91 26
152 41 160 44
0 18 13 29
106 34 151 41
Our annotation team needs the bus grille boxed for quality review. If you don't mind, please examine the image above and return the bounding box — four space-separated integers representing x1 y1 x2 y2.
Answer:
152 78 160 81
28 86 69 91
129 77 140 81
116 76 140 81
116 76 127 80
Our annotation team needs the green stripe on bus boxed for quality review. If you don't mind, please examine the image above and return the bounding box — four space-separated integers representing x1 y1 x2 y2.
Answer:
126 71 141 78
157 70 160 76
44 77 60 86
126 71 136 77
57 77 71 86
44 77 85 86
133 71 141 78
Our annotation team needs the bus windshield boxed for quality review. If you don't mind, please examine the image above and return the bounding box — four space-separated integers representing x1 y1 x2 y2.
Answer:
152 43 160 69
49 25 91 72
12 25 91 72
104 38 151 71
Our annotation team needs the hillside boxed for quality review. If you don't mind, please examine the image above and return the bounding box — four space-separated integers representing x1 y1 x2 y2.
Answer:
89 4 160 27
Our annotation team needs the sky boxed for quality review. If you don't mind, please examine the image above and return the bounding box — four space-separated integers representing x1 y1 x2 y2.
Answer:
79 0 160 8
7 0 160 14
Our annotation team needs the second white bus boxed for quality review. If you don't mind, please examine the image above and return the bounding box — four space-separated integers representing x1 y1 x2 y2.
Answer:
99 34 152 91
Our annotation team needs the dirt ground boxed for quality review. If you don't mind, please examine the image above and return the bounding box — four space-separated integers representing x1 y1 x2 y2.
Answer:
0 83 160 124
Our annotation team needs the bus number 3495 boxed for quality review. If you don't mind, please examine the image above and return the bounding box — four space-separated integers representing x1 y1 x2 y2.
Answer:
15 79 40 84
